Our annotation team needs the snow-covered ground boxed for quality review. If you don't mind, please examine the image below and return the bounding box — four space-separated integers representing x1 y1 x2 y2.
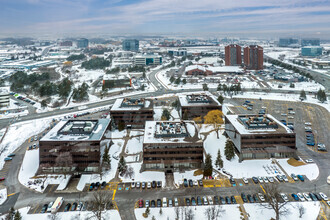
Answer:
0 188 7 205
125 137 143 154
1 207 121 220
277 159 319 181
0 118 51 170
245 201 320 220
269 81 325 92
135 205 241 220
173 169 203 186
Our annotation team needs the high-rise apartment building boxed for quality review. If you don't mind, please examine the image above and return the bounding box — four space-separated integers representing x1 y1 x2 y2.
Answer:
243 45 263 70
225 44 242 66
77 38 89 48
122 39 139 52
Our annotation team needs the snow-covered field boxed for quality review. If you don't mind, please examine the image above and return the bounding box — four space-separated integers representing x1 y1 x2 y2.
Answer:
269 81 325 92
126 137 143 154
1 207 121 220
277 159 319 181
0 188 7 205
0 118 51 170
173 169 203 186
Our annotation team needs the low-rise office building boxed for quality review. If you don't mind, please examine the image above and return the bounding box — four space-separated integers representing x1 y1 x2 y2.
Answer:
39 119 111 174
225 114 296 162
134 54 162 66
110 98 153 128
102 74 132 89
143 121 203 172
0 89 10 107
178 93 222 120
301 46 323 57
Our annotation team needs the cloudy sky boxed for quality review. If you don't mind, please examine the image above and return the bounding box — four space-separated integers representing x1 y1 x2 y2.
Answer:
1 0 330 38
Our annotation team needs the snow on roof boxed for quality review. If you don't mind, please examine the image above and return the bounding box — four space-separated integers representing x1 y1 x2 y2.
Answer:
110 98 152 111
143 120 202 144
185 65 242 73
226 114 293 135
103 74 128 80
185 65 205 72
178 92 221 107
41 119 110 142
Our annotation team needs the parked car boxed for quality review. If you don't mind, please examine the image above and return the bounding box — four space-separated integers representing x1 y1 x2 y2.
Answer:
191 197 196 206
241 193 248 203
213 196 219 205
263 176 269 183
303 193 312 201
147 182 151 189
309 193 318 201
280 193 289 202
276 175 283 182
152 181 156 188
101 181 107 189
229 178 236 185
258 193 265 202
203 196 208 205
231 196 237 204
197 196 202 206
183 179 188 187
291 194 299 201
174 198 179 206
142 182 146 189
89 183 95 191
41 204 48 213
198 180 203 186
168 199 173 207
315 193 322 201
162 197 167 207
77 202 83 211
282 175 289 182
253 194 259 203
145 200 150 208
46 202 54 212
252 177 259 184
219 196 226 205
185 197 190 206
267 176 274 183
305 159 314 163
291 174 298 181
225 196 231 204
319 192 328 201
71 202 77 211
151 200 156 208
193 180 198 186
258 176 264 183
297 193 305 201
207 196 213 205
63 203 71 212
0 177 5 181
157 199 161 207
4 157 12 161
242 177 249 184
94 182 100 190
136 182 140 188
189 179 193 187
297 175 305 182
138 200 144 208
8 153 15 157
247 194 254 203
157 181 162 188
131 182 136 188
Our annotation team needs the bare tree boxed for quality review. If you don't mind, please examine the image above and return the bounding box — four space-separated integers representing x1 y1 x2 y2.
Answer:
124 166 135 179
209 205 225 219
185 208 194 220
47 212 60 220
204 207 212 220
90 190 113 220
297 204 305 218
259 184 289 220
175 207 180 220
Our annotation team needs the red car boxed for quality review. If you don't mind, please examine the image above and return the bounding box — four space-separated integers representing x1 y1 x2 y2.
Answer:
138 199 144 208
0 177 5 181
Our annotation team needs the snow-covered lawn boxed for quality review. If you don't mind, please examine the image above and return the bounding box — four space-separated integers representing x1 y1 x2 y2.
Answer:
270 81 325 92
173 169 203 186
0 118 51 169
120 162 165 185
277 159 319 181
126 137 143 154
0 188 7 205
2 207 121 220
135 205 241 220
244 201 320 220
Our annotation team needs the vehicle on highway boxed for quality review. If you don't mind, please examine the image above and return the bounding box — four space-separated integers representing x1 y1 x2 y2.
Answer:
242 177 249 184
163 197 167 207
139 199 144 208
208 196 213 205
174 198 179 206
64 203 71 212
241 193 248 203
71 202 77 211
203 196 208 205
197 196 202 206
297 175 304 182
280 193 289 202
41 204 48 213
297 193 305 201
225 196 231 204
258 193 265 202
4 157 12 161
291 194 299 201
151 200 155 208
291 174 298 181
46 202 54 212
319 192 328 201
157 199 161 207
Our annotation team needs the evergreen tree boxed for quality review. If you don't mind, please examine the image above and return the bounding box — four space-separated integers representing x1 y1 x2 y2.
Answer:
202 83 209 91
217 95 224 104
118 156 126 173
170 76 175 83
145 207 150 216
161 109 171 120
300 90 306 100
159 207 163 215
174 77 181 85
102 146 111 169
204 153 213 177
118 121 125 131
217 84 222 91
215 149 223 169
182 79 187 84
14 210 22 220
317 89 327 103
225 140 235 161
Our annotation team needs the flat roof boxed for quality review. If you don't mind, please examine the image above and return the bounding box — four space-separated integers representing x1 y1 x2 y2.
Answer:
178 93 221 107
143 120 202 144
41 119 110 142
110 98 152 111
226 114 293 135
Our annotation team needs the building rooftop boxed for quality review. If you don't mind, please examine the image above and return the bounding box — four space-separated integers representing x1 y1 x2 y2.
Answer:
178 93 221 107
41 119 110 142
110 98 152 111
226 114 293 135
185 65 242 74
144 120 202 144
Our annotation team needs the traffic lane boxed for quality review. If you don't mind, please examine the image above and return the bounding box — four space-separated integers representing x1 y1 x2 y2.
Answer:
0 193 19 214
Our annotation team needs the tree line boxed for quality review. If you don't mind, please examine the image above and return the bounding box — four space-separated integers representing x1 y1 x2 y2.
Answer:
81 57 110 70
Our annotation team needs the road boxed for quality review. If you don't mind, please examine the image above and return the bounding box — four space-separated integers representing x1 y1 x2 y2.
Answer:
0 67 329 219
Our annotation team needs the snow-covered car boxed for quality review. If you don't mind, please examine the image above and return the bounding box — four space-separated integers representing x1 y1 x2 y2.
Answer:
258 193 265 202
267 176 274 183
242 177 249 184
297 193 305 201
303 193 312 201
319 192 328 201
208 196 213 205
203 196 208 205
258 176 264 183
174 198 179 206
280 193 289 202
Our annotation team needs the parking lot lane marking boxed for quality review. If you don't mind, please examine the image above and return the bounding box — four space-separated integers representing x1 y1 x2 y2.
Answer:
7 193 16 197
259 184 266 194
112 189 116 200
32 205 40 214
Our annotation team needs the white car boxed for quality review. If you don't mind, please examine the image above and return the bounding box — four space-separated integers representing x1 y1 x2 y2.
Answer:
305 126 312 130
131 182 135 188
174 198 179 206
242 177 249 184
303 193 312 201
305 122 312 126
147 182 151 189
281 113 287 116
297 193 305 201
258 176 264 183
46 202 54 212
289 111 295 115
162 197 167 207
208 196 213 205
267 176 274 183
288 116 294 119
280 193 289 202
305 159 314 163
193 180 198 186
203 196 208 205
282 175 289 182
258 193 265 202
261 106 267 109
263 177 269 183
319 192 328 201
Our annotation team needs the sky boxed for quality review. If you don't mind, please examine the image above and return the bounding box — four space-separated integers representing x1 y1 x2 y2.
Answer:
1 0 330 38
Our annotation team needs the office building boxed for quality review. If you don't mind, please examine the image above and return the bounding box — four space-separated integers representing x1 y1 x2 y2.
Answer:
143 121 203 172
103 74 132 89
278 38 299 47
178 93 222 120
225 114 296 162
0 89 10 107
134 54 162 66
301 38 320 47
225 44 242 66
301 46 323 57
77 38 89 48
110 98 153 128
122 39 139 52
39 119 111 174
168 48 187 56
60 41 73 47
244 45 263 70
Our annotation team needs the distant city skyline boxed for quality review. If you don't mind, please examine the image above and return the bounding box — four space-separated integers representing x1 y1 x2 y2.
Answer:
1 0 330 39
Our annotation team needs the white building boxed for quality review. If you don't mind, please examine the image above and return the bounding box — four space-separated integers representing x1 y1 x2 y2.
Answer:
134 54 162 66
